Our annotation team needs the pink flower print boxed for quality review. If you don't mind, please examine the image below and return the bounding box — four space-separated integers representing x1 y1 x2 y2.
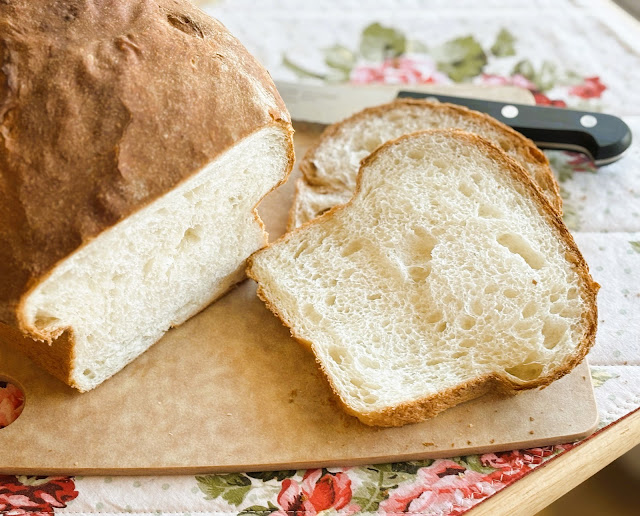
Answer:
350 56 449 85
569 76 606 99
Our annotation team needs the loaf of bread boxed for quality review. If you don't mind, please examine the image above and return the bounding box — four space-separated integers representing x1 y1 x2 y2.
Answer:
0 0 294 391
291 99 561 229
249 130 598 427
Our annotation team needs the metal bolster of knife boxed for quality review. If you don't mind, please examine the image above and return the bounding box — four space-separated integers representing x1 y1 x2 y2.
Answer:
397 91 633 166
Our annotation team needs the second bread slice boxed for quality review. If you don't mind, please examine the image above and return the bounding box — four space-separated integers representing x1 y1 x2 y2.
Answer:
291 99 561 228
249 130 597 427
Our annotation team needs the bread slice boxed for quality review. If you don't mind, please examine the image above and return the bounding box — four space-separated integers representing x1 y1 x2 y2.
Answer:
0 0 293 391
290 99 561 229
249 130 597 427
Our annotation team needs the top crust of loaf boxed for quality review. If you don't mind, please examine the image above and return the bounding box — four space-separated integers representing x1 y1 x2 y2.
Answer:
0 0 293 328
298 98 561 215
249 130 597 427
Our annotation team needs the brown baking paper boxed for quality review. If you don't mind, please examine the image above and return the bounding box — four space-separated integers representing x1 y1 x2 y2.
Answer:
0 89 598 475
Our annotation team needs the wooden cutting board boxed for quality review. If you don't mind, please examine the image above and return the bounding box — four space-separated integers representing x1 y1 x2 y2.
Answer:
0 86 598 475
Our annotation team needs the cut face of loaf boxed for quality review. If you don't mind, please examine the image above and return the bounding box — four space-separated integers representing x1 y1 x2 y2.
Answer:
1 0 294 390
291 99 561 228
249 130 598 427
18 126 291 391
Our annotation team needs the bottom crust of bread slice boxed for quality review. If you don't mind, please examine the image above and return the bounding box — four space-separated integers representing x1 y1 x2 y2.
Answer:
248 129 598 427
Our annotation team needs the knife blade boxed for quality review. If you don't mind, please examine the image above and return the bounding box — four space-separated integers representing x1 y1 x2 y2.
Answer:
275 80 632 166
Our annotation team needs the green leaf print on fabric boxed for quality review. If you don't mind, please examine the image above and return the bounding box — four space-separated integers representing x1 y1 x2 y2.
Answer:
352 461 433 511
454 455 498 474
359 22 407 61
591 368 620 388
323 44 357 80
247 470 297 482
512 59 558 92
239 502 278 515
196 473 252 505
432 35 487 82
630 241 640 253
491 28 516 57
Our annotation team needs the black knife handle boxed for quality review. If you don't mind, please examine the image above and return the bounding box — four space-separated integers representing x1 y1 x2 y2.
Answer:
397 91 632 166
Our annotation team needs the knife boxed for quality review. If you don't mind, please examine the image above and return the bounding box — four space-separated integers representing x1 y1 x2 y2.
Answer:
275 81 632 166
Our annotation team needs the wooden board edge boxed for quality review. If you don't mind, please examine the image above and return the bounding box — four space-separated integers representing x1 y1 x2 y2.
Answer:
466 407 640 516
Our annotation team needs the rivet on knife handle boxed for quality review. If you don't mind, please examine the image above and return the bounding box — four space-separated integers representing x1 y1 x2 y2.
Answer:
397 91 632 166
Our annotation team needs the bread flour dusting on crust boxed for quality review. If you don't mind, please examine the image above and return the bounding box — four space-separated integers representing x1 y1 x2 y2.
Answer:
249 129 597 427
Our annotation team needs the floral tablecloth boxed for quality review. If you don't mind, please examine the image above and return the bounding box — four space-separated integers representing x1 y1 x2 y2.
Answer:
2 0 640 514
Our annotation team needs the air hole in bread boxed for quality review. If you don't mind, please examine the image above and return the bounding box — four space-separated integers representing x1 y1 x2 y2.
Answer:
460 315 475 330
367 293 381 301
34 312 61 330
567 287 578 300
407 149 425 160
452 351 467 359
184 183 207 201
522 301 538 318
293 243 309 260
435 321 447 333
341 239 364 257
82 368 96 379
325 294 336 306
143 258 155 278
478 204 503 219
458 183 474 198
550 302 563 314
303 304 322 324
410 232 436 260
497 233 545 270
432 159 447 169
471 299 484 316
328 346 345 365
484 284 498 295
505 362 543 381
550 293 560 302
542 318 567 350
425 311 442 324
408 265 431 282
460 339 475 348
504 288 518 299
179 225 203 249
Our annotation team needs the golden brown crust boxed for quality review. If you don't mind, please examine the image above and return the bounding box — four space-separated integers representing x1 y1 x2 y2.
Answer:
248 129 598 427
0 0 291 329
296 98 562 220
0 322 76 388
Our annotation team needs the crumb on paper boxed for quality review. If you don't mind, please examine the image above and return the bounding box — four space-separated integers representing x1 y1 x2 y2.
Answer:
468 423 473 428
226 413 232 416
451 443 455 447
467 440 472 445
529 416 535 421
529 430 535 435
422 442 435 447
532 279 537 285
490 439 495 444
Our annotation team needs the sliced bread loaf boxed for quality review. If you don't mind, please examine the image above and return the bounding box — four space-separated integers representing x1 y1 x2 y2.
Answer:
290 99 561 228
0 0 293 391
249 129 597 427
